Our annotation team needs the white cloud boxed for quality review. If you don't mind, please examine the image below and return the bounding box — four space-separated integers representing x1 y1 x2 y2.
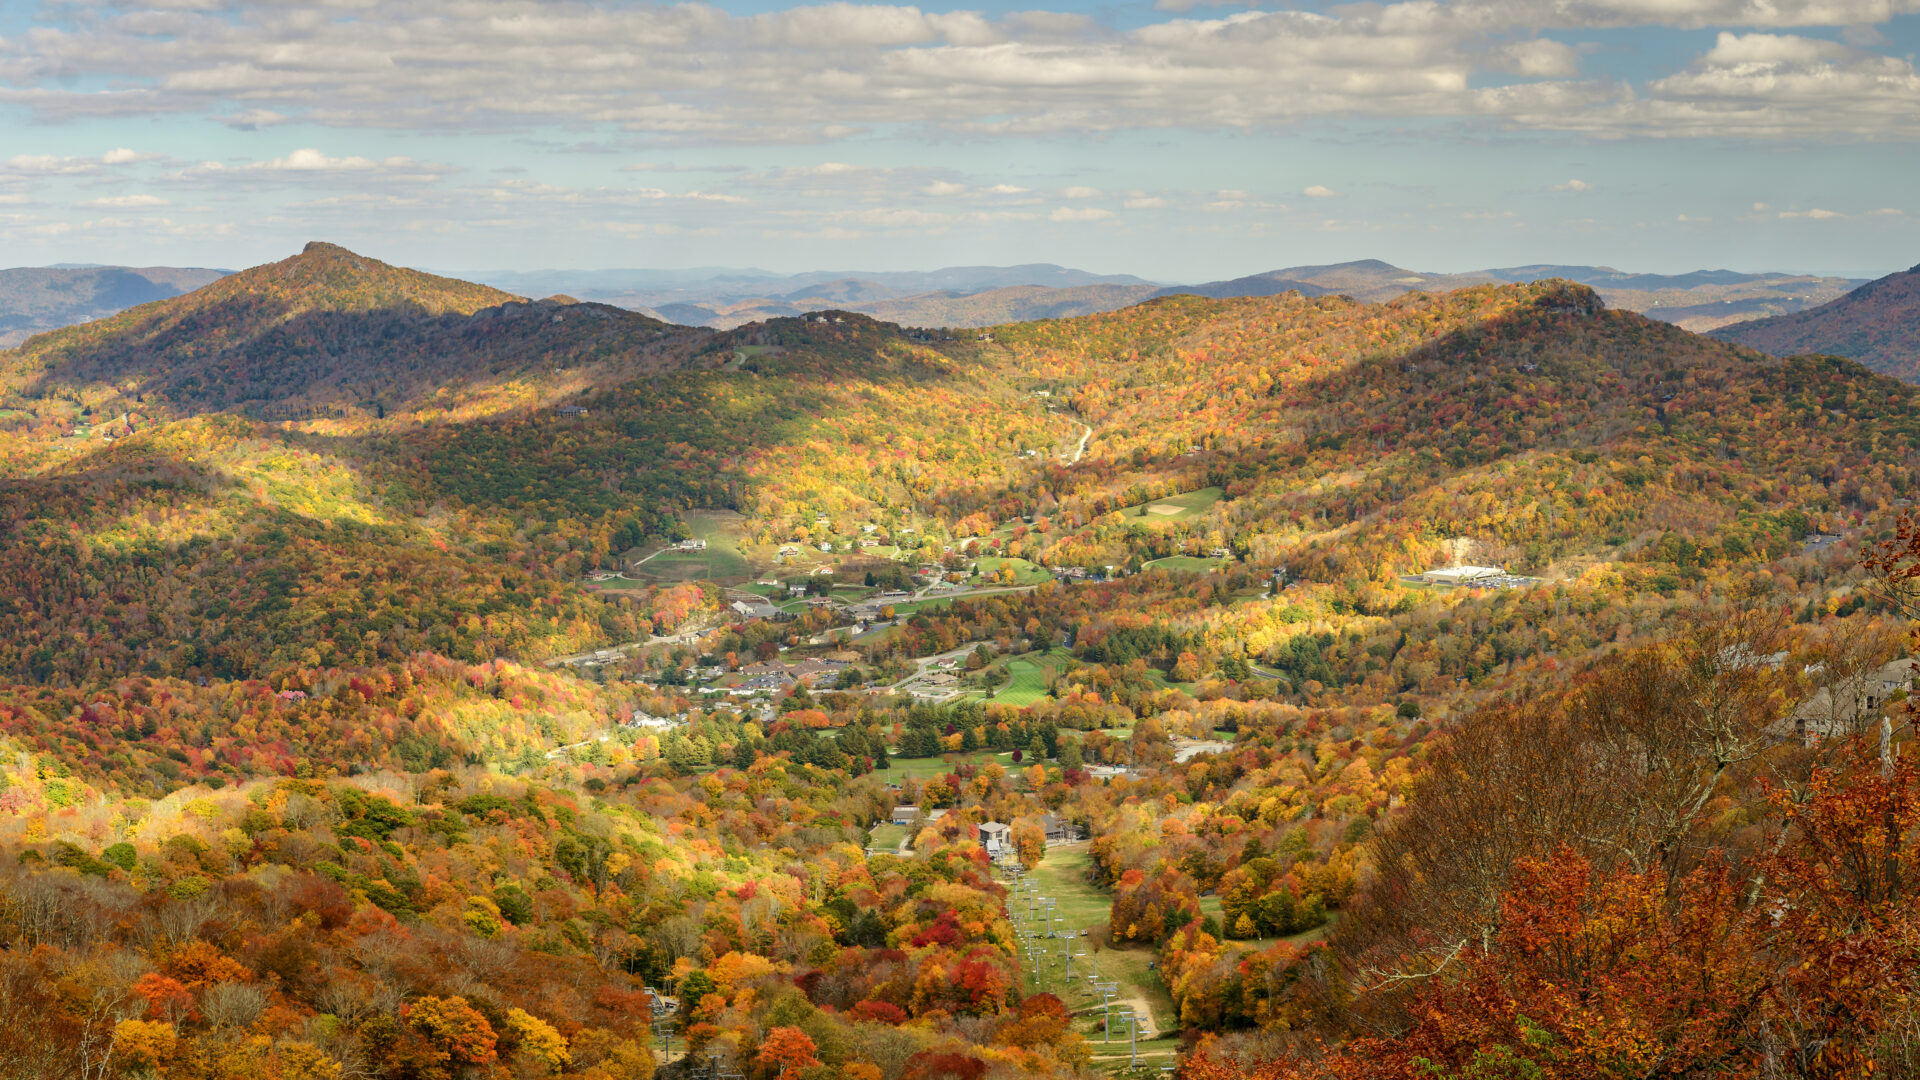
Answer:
258 149 385 172
1049 206 1115 222
4 154 101 175
1554 178 1593 191
82 194 169 207
219 109 290 130
1492 39 1581 77
1779 207 1844 218
986 183 1028 194
1062 186 1104 198
175 149 456 187
1303 184 1340 198
0 0 1914 148
1509 33 1920 137
923 180 969 196
1124 196 1168 208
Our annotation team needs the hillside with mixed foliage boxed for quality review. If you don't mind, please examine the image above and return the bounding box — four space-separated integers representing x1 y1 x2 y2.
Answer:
3 244 1920 1080
1715 263 1920 380
984 284 1916 584
0 264 230 348
2 243 688 421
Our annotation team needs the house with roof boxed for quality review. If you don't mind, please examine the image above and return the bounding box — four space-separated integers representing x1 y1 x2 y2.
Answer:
977 821 1012 855
729 599 780 620
728 673 791 696
789 658 850 684
890 805 921 825
1041 814 1076 843
1793 657 1919 741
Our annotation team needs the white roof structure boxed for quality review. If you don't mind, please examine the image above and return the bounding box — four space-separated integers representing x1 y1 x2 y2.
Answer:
1420 565 1505 582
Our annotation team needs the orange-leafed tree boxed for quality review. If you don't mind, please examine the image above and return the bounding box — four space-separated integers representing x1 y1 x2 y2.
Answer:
405 996 499 1075
754 1025 821 1080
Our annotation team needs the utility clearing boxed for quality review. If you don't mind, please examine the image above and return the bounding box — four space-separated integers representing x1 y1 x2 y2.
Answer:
1008 846 1181 1073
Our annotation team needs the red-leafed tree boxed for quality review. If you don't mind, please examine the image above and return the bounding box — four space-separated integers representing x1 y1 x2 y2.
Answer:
1182 746 1920 1080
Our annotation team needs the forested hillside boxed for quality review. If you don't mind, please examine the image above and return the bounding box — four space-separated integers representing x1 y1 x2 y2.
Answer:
2 242 687 421
1715 263 1920 380
2 245 1918 1080
988 284 1916 581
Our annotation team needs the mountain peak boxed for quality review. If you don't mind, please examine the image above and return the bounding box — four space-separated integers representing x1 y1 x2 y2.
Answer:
209 243 521 316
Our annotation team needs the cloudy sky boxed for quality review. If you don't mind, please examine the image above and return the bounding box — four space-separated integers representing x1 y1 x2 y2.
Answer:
1 0 1916 279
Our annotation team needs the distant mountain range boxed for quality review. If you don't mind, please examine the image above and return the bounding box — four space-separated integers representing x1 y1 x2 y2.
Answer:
463 259 1865 332
1713 264 1920 382
0 265 229 347
0 255 1871 344
461 263 1154 327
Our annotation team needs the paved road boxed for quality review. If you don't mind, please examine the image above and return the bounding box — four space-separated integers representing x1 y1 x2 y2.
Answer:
885 644 982 691
545 733 611 759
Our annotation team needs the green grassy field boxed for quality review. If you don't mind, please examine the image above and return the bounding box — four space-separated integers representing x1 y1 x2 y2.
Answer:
1119 486 1224 525
866 823 909 851
1143 555 1230 573
972 556 1055 585
888 597 952 615
884 750 1020 780
590 574 655 591
1013 848 1179 1036
625 511 752 583
986 658 1052 707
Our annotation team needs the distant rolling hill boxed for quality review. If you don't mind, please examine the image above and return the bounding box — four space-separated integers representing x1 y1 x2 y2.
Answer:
620 258 1856 331
0 264 229 347
465 262 1153 329
859 283 1161 326
1142 260 1857 332
1713 264 1920 381
2 253 1864 341
2 241 682 419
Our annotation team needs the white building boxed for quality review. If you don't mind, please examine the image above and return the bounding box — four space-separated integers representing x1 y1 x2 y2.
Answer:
1418 565 1505 584
977 821 1012 855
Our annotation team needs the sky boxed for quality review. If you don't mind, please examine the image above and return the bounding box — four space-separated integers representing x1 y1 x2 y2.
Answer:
0 0 1917 280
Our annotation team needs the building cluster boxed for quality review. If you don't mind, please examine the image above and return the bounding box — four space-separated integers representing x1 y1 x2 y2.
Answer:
1413 564 1543 590
1791 658 1919 743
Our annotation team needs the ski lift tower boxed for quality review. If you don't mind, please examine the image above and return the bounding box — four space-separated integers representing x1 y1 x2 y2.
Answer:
644 987 679 1060
1091 979 1119 1043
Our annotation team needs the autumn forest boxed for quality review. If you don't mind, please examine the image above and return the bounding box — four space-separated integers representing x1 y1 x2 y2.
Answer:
2 242 1919 1080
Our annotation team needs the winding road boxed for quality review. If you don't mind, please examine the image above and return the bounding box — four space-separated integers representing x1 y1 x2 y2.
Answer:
1068 424 1092 464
